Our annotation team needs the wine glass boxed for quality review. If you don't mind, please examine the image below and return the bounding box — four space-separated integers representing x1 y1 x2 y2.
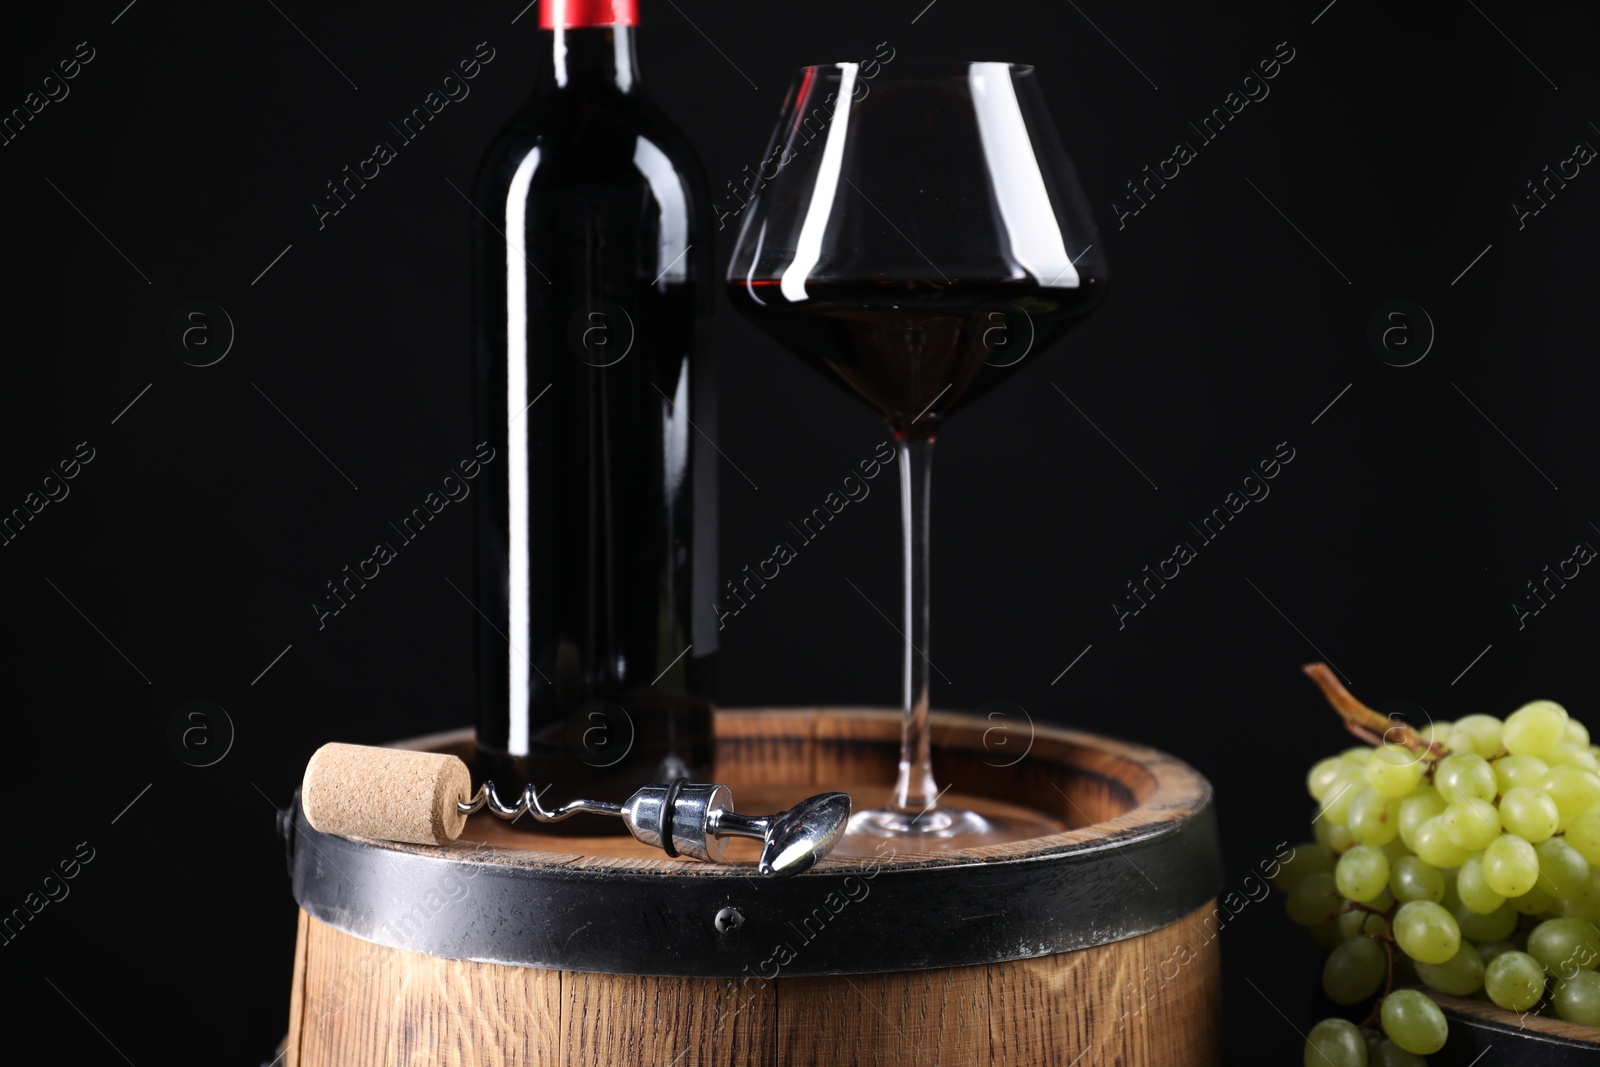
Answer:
726 62 1107 849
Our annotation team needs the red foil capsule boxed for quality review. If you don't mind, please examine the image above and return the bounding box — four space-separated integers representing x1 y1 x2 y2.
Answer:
540 0 638 29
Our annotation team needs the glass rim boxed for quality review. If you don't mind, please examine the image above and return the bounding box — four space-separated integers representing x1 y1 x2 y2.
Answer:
793 60 1036 79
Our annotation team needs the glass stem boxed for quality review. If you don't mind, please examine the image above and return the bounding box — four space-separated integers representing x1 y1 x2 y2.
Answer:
891 434 940 814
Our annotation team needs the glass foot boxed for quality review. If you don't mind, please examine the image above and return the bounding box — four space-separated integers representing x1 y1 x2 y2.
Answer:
833 804 1064 855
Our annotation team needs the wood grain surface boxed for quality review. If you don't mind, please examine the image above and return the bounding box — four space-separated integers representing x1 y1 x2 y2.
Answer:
382 708 1207 873
289 900 1223 1066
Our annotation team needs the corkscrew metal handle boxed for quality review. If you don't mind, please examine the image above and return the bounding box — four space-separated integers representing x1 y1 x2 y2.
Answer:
460 779 853 878
299 743 850 879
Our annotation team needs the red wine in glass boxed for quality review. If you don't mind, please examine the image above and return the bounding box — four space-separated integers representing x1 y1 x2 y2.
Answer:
726 277 1102 438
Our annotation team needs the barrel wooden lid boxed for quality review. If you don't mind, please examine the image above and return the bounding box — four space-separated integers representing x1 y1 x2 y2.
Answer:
288 708 1223 977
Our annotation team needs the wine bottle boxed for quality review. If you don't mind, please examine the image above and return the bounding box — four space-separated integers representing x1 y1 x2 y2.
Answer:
470 0 716 830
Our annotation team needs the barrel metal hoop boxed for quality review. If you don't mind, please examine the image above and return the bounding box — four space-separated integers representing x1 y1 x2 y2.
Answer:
289 793 1225 977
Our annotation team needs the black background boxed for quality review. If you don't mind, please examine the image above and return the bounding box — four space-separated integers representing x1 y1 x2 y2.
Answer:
2 1 1597 1063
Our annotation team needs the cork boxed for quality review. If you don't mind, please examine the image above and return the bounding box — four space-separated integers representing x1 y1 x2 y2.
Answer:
301 742 471 845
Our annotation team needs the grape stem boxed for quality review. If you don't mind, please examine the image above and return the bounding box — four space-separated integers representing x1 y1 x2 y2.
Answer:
1302 663 1446 758
1332 898 1400 1030
1344 900 1391 917
1358 917 1399 1030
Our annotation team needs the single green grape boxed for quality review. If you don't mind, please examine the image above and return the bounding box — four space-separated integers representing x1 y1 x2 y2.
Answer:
1560 870 1600 924
1319 820 1356 854
1380 989 1448 1055
1287 872 1342 926
1310 756 1347 800
1367 744 1425 798
1495 754 1551 794
1443 797 1501 850
1483 834 1540 897
1323 935 1388 1004
1552 971 1600 1026
1319 769 1366 825
1370 1039 1427 1067
1566 807 1600 866
1421 721 1453 747
1416 941 1485 996
1398 789 1446 852
1484 949 1548 1011
1305 1017 1369 1067
1413 816 1471 868
1541 767 1600 830
1503 699 1569 758
1456 854 1506 914
1450 714 1504 759
1390 856 1445 904
1546 742 1600 772
1273 842 1335 892
1436 753 1497 804
1454 899 1517 942
1527 917 1600 977
1508 882 1557 915
1349 788 1403 847
1499 786 1561 843
1337 846 1391 903
1535 838 1591 900
1393 900 1461 964
1474 938 1518 966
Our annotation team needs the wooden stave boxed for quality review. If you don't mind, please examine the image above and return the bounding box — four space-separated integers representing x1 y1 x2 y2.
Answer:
288 899 1226 1067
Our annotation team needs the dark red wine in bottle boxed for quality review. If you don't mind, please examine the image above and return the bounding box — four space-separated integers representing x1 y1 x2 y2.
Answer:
471 0 715 830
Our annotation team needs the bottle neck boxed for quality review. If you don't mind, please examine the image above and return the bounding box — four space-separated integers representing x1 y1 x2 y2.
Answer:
535 26 642 100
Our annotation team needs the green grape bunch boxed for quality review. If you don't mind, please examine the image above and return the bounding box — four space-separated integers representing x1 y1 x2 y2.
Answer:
1284 665 1600 1066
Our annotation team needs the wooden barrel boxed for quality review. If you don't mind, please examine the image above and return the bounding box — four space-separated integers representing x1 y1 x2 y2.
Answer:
283 708 1226 1066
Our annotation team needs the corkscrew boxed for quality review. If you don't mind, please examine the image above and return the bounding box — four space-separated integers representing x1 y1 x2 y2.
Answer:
461 778 852 877
301 743 852 878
